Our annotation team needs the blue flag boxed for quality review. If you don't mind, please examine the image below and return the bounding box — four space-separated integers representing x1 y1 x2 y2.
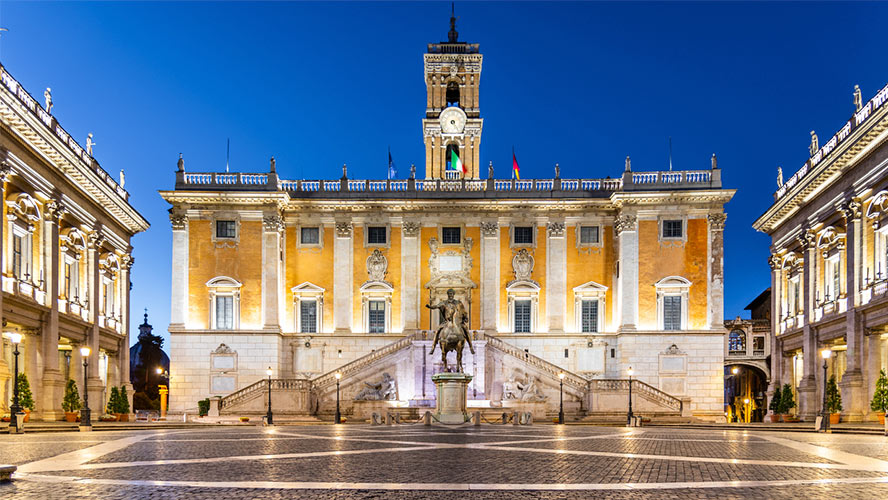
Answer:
388 148 397 179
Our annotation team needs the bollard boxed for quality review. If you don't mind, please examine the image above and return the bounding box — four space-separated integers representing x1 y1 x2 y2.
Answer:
474 411 481 426
424 411 432 426
512 411 519 426
525 412 533 425
386 413 394 425
371 412 381 426
502 412 508 425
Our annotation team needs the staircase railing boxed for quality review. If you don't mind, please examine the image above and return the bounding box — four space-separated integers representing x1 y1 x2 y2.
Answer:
589 378 682 413
220 379 311 410
476 332 588 392
311 332 421 392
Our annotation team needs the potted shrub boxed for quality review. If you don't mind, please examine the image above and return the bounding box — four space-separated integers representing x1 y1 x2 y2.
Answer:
826 375 843 424
779 384 797 422
198 398 210 417
62 379 82 422
16 373 36 422
871 369 888 425
105 386 120 421
115 386 131 422
768 389 782 423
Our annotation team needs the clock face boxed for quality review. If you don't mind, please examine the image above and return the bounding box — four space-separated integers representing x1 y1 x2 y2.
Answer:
439 106 467 134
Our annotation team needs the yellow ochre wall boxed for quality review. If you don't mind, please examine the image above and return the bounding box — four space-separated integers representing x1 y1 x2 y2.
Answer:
498 226 547 330
637 218 708 330
417 226 482 329
188 220 263 329
351 226 402 331
285 225 335 331
565 225 615 331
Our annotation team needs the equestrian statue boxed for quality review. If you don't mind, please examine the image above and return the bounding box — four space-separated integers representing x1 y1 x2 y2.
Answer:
426 288 474 373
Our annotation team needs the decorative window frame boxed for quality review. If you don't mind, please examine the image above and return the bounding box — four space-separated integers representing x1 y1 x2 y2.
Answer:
506 280 540 333
786 274 801 317
363 223 391 249
575 224 603 248
291 282 325 333
210 213 241 246
360 281 393 333
209 343 238 395
658 215 688 243
655 276 691 331
10 222 34 281
573 280 607 333
207 276 242 330
296 224 324 249
438 224 465 246
875 225 888 280
509 223 537 249
823 254 841 302
63 253 82 301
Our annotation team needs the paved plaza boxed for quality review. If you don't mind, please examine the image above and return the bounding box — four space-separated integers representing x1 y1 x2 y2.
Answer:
2 424 888 499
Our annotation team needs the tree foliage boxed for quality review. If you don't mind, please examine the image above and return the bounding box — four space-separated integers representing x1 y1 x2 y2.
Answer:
62 379 81 412
826 375 842 414
872 369 888 413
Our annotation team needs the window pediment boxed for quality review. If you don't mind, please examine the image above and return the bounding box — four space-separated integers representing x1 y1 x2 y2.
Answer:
206 276 242 288
6 192 41 229
359 281 394 294
573 280 608 295
655 276 692 289
291 281 325 295
506 279 541 294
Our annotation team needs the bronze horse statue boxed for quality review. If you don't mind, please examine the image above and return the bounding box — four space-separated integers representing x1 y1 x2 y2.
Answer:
429 305 470 373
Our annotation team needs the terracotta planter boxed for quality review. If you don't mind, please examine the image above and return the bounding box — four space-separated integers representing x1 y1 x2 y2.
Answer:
782 415 799 423
23 410 30 423
878 413 885 425
64 412 78 422
115 413 129 422
769 414 781 423
829 413 840 425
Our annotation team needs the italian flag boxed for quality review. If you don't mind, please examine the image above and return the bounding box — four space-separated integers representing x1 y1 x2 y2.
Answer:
451 149 466 174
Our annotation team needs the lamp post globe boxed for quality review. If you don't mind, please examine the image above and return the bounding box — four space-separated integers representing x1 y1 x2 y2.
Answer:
558 372 565 424
334 372 342 424
821 349 832 432
627 366 634 427
7 333 23 433
265 367 274 426
80 346 91 429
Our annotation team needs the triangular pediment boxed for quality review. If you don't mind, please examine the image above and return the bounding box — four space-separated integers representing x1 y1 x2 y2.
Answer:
291 281 325 294
573 280 608 293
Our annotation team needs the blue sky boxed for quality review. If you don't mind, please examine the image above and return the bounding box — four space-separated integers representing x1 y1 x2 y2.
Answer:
1 1 885 351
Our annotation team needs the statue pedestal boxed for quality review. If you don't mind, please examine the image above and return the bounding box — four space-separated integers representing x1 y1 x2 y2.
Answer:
432 372 473 424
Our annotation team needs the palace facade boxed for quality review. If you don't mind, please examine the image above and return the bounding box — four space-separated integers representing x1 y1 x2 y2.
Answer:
1 63 149 420
163 18 734 421
754 82 888 421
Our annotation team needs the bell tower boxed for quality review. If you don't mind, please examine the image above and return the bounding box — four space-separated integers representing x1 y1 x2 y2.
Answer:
423 7 483 179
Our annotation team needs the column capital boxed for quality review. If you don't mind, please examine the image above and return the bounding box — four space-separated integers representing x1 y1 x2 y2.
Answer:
262 213 284 233
480 221 498 237
335 221 352 238
169 211 187 230
798 228 817 251
769 253 782 271
615 214 637 234
44 198 67 224
402 221 421 237
841 199 862 222
707 213 727 231
546 221 565 238
88 231 105 250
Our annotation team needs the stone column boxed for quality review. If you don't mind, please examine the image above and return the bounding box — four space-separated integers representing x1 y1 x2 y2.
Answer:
480 221 499 332
546 222 566 333
767 254 782 410
401 222 421 331
798 229 818 420
119 254 134 410
333 222 353 332
86 231 104 417
169 212 188 328
707 214 727 329
616 214 638 332
0 158 10 341
40 199 65 420
262 214 283 331
839 201 865 420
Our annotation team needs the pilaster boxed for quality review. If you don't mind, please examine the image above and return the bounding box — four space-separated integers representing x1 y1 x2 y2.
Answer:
120 254 133 386
169 212 188 327
767 254 782 404
545 221 566 333
333 221 353 332
401 221 421 331
798 228 818 419
262 213 284 331
707 213 726 329
616 214 638 332
840 199 865 420
40 199 65 420
480 221 499 332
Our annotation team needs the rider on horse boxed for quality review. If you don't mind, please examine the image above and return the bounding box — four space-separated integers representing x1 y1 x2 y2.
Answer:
426 288 475 355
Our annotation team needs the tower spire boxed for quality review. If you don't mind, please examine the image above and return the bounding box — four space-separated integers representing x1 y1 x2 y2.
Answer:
448 3 458 42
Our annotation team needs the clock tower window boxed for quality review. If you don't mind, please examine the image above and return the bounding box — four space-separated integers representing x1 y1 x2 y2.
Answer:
446 82 460 108
445 143 460 171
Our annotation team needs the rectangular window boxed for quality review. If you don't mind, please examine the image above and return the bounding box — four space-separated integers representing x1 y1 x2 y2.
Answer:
663 295 682 330
662 220 683 239
216 220 236 239
581 300 599 333
514 299 531 333
753 336 765 352
215 296 234 330
300 300 317 333
368 300 385 333
788 277 799 315
514 226 534 245
579 226 600 244
12 234 23 279
64 263 72 298
104 281 115 315
442 226 461 245
831 258 840 301
367 226 387 245
300 227 319 245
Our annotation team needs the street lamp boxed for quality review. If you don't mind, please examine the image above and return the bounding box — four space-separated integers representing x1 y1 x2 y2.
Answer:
266 367 274 425
80 346 91 429
7 333 23 433
558 372 565 424
731 367 740 422
334 372 342 424
627 366 634 426
821 348 832 432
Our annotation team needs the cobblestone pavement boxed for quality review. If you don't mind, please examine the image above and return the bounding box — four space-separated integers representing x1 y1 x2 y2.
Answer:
2 425 888 499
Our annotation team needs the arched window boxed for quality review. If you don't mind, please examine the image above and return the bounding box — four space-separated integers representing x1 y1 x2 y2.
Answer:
728 330 746 354
444 143 461 178
446 81 460 107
